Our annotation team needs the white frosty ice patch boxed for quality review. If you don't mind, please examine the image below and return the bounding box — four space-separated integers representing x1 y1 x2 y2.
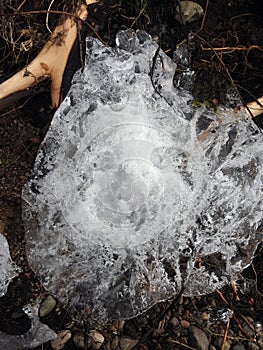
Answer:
22 30 263 321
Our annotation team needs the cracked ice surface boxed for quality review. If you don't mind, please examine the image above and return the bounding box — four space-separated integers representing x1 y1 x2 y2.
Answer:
22 30 263 321
0 233 20 297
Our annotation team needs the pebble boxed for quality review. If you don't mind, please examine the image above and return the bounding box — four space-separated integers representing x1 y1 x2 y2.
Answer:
89 330 105 349
179 295 184 305
170 316 180 327
73 334 85 349
188 326 209 350
213 337 231 350
118 320 126 330
175 1 204 24
247 341 260 350
39 295 57 317
111 335 119 349
51 330 72 350
110 320 125 333
231 345 246 350
210 299 217 308
201 312 209 321
181 320 190 329
119 337 138 350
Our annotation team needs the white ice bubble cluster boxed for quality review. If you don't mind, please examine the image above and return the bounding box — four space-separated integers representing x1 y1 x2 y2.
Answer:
22 30 263 321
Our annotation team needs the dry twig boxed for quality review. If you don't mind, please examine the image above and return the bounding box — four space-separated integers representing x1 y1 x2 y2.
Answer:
221 318 230 350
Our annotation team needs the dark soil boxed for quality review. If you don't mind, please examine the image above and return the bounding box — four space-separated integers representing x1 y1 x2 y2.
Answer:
0 1 263 349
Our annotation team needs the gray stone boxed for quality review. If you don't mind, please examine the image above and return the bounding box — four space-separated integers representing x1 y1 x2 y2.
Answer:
170 316 180 327
201 312 209 321
188 326 209 350
39 295 57 317
175 1 204 24
89 330 105 350
213 337 231 350
73 334 85 349
231 345 245 350
51 330 72 350
119 337 138 350
247 341 260 350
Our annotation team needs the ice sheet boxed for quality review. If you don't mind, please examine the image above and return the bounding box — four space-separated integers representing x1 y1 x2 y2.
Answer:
0 233 20 297
22 30 263 321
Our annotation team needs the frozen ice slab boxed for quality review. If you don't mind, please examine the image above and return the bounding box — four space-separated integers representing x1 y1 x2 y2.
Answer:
22 30 263 321
0 303 56 350
0 233 20 297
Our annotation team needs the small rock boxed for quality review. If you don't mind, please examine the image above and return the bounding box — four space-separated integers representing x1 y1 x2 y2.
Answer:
39 295 56 317
231 345 246 350
89 330 105 350
73 334 85 349
51 330 72 350
181 320 190 329
118 320 126 330
213 337 231 350
201 312 209 321
210 299 217 308
247 341 260 350
188 326 209 350
179 295 184 305
175 1 204 24
170 316 180 327
119 337 138 350
111 335 119 350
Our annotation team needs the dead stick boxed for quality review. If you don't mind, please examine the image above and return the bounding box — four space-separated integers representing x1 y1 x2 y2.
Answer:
221 319 230 350
245 96 263 118
202 45 263 52
0 0 98 108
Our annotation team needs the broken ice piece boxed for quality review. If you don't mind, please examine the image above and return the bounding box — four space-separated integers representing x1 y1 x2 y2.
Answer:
23 30 263 322
0 233 20 297
0 303 56 349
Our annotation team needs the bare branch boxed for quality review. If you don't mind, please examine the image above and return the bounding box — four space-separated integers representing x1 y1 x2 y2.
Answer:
0 0 98 108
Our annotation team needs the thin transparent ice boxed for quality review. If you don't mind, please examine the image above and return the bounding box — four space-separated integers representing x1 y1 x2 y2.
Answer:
22 30 263 322
0 303 56 350
0 233 20 297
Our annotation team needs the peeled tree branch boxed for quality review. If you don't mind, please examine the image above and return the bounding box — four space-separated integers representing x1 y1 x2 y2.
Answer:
0 0 98 108
245 96 263 118
0 1 262 119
